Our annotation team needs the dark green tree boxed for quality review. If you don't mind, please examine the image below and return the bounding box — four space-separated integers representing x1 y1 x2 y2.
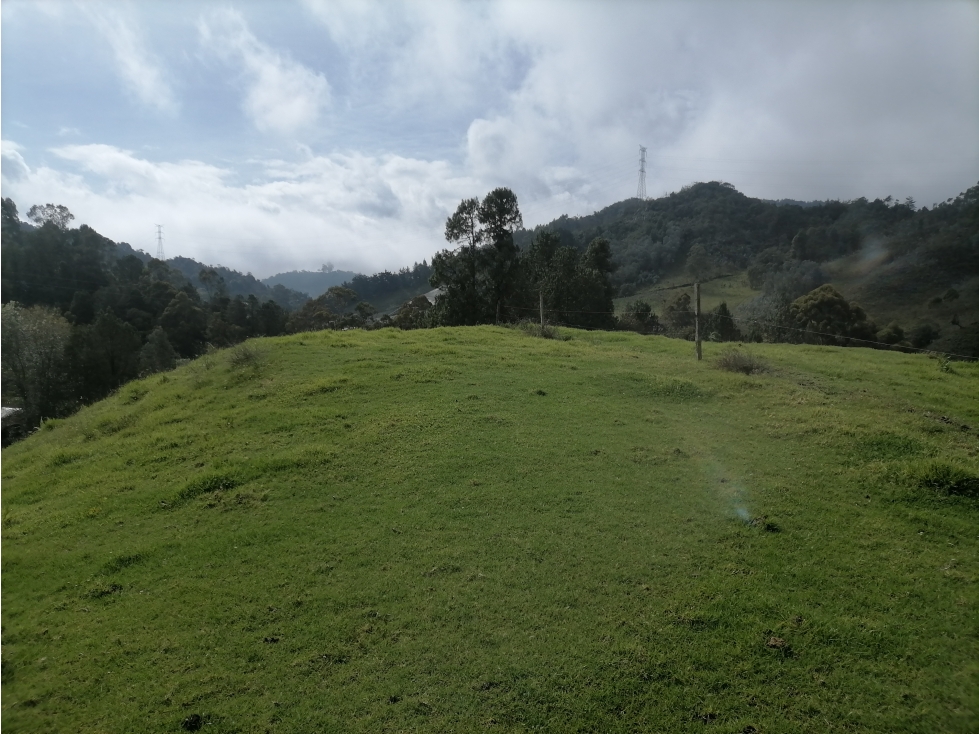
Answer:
479 188 523 322
199 268 226 302
1 303 73 427
445 198 483 290
663 292 695 338
257 300 287 336
394 295 433 330
322 286 359 313
160 292 208 356
431 188 523 325
286 294 337 332
618 299 658 334
704 302 740 341
139 326 177 375
788 285 878 345
877 322 905 345
1 198 21 242
686 243 711 280
26 203 74 231
70 311 142 400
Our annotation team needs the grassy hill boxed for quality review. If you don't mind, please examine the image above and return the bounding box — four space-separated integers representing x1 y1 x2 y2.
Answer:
2 327 978 732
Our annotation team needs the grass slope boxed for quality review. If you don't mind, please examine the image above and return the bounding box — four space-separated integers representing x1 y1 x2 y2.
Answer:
614 273 761 316
3 327 978 733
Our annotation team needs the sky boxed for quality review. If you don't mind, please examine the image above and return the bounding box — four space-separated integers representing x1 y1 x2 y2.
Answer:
2 0 978 278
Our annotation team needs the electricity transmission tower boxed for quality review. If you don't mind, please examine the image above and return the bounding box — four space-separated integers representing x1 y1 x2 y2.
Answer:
636 145 647 201
155 224 165 260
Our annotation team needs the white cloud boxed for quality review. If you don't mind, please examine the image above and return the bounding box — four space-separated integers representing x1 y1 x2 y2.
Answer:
454 1 979 209
84 5 179 115
1 140 32 183
4 1 977 279
2 142 476 276
199 8 330 136
303 0 525 115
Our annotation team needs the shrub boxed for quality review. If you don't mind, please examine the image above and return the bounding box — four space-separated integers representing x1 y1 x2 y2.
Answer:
618 300 659 334
909 323 940 349
714 349 770 375
877 322 905 345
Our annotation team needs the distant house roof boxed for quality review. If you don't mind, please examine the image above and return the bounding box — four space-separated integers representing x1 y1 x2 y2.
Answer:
424 288 442 305
2 407 23 425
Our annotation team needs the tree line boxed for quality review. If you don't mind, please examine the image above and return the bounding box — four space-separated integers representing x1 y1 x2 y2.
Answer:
390 188 617 331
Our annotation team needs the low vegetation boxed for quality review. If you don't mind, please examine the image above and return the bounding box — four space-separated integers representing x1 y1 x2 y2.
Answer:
713 349 771 375
3 327 977 732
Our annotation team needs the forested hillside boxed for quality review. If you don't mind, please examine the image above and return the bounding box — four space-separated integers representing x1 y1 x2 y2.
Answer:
167 258 309 312
514 181 979 356
262 267 360 298
341 262 434 313
0 199 309 432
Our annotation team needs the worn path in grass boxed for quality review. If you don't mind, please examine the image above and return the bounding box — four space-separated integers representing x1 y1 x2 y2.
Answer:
2 327 977 732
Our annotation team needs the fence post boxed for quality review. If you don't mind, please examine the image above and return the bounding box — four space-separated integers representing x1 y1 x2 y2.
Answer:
695 282 702 361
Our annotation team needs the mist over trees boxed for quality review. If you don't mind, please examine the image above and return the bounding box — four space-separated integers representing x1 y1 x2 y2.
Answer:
340 262 433 310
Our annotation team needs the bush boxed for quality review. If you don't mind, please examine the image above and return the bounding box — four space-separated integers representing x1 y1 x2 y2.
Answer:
714 349 770 375
877 322 905 345
909 323 940 349
618 300 659 334
394 295 433 330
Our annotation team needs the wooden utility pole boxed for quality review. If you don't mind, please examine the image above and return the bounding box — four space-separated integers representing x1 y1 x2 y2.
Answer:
694 282 702 361
539 290 544 328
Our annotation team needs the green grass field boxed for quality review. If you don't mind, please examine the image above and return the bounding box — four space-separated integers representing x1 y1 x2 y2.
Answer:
2 327 977 732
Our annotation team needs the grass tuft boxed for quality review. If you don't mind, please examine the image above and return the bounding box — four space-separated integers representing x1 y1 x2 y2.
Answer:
903 460 979 497
514 320 570 340
713 348 770 374
86 581 123 599
103 553 145 574
228 343 263 370
49 450 83 467
175 472 243 503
